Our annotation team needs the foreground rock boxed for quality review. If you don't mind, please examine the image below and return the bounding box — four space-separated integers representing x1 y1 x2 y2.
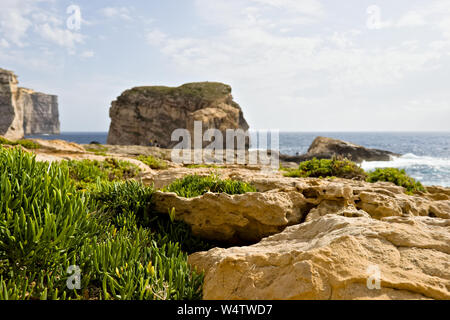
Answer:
189 215 450 300
32 139 86 153
107 82 249 147
0 68 60 140
147 168 450 222
152 190 309 243
281 136 400 163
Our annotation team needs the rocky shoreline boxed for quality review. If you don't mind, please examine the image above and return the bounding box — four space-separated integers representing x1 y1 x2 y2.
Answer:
2 138 447 300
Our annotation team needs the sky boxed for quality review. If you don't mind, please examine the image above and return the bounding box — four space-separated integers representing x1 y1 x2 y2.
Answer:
1 0 450 132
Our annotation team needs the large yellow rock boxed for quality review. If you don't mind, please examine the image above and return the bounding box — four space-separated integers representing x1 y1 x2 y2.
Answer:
189 215 450 300
152 190 309 243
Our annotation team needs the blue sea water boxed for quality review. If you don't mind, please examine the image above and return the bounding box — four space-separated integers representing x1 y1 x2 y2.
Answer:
26 132 450 187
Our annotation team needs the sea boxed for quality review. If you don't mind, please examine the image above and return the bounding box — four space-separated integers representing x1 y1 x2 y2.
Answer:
25 132 450 187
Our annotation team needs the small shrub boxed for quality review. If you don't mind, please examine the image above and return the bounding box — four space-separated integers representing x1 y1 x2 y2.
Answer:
85 145 109 156
89 180 213 253
366 168 425 194
162 174 257 198
137 155 168 170
64 158 141 188
283 157 367 180
0 137 40 149
185 164 220 169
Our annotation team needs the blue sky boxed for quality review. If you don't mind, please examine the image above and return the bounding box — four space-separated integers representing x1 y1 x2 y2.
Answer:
1 0 450 132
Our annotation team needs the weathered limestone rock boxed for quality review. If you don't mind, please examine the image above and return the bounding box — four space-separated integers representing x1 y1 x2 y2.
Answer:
22 90 59 135
31 139 86 153
107 82 249 147
146 167 450 224
189 215 450 300
0 68 59 139
0 68 23 140
281 136 400 163
152 190 309 243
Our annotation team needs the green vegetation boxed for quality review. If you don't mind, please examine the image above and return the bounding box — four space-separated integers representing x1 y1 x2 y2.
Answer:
282 157 367 180
63 158 141 189
185 164 221 169
0 147 205 299
123 82 231 103
0 137 40 149
136 155 168 170
90 181 212 254
162 174 257 198
283 158 424 194
366 168 425 194
85 145 109 156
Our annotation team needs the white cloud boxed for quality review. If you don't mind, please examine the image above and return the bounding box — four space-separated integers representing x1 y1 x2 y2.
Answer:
146 30 167 46
144 0 450 130
0 0 87 51
100 7 132 20
80 50 94 58
0 39 10 48
0 0 32 47
250 0 324 17
396 11 427 27
35 23 84 49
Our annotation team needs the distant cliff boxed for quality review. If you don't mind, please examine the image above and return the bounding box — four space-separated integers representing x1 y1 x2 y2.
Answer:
107 82 249 147
0 68 60 140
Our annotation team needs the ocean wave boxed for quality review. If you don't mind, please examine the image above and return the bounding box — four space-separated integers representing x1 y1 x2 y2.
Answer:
361 154 450 187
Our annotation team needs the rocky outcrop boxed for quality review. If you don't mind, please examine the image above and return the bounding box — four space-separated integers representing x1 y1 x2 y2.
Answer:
152 190 309 243
189 215 450 300
21 89 59 135
107 82 249 148
0 68 23 140
11 140 450 300
281 136 400 163
0 68 59 140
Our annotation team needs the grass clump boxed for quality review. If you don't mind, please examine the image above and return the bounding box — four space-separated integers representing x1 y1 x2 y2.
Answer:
283 157 367 180
64 158 140 189
366 168 425 194
89 180 212 253
0 137 40 149
162 174 257 198
85 145 109 156
0 147 205 300
137 155 168 170
283 157 425 195
185 164 220 169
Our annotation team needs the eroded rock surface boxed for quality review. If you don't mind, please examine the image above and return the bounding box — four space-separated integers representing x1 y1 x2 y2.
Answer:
107 82 249 147
0 68 23 140
0 68 59 139
189 215 450 300
152 190 309 243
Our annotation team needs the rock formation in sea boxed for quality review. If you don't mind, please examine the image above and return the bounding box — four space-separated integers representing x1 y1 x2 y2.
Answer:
0 68 60 140
107 82 249 148
281 136 400 163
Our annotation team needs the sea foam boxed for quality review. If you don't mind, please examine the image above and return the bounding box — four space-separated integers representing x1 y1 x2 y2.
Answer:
361 153 450 187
